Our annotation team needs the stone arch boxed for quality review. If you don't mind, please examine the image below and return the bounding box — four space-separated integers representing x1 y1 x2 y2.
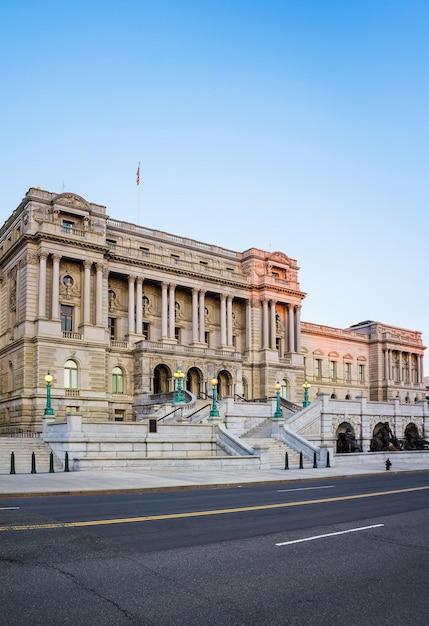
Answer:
187 367 203 397
336 421 360 453
217 369 232 399
153 364 171 394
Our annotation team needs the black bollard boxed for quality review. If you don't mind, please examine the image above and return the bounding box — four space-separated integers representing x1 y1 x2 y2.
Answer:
284 451 289 470
31 451 37 474
299 451 304 469
326 450 331 468
64 451 70 472
10 451 16 475
49 451 55 473
313 451 317 468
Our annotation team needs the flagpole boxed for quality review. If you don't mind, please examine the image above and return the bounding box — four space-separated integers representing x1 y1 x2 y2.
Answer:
136 162 140 224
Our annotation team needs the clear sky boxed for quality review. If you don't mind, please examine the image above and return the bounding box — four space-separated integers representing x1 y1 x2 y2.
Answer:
2 1 428 369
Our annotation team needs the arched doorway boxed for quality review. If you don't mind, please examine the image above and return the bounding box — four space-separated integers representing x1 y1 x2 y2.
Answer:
336 421 360 453
153 364 171 394
187 367 202 397
217 370 232 399
281 379 289 400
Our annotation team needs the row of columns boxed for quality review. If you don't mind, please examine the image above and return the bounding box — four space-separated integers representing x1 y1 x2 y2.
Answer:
383 349 424 384
36 252 302 353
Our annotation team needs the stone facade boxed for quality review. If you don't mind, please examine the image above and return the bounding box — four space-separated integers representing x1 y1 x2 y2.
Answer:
0 187 425 431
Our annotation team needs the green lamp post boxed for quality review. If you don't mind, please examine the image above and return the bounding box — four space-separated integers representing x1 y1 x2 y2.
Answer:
44 372 54 416
209 378 219 417
302 380 311 408
274 382 283 418
173 366 185 404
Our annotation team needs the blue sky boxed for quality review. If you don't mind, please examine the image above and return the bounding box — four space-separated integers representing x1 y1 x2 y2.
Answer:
2 1 428 369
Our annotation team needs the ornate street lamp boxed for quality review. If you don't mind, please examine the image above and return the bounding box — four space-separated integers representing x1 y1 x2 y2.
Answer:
210 378 219 417
274 382 283 418
302 380 311 408
44 372 54 416
173 366 185 404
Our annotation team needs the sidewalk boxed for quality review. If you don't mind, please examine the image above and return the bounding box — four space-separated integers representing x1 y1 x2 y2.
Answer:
1 460 429 497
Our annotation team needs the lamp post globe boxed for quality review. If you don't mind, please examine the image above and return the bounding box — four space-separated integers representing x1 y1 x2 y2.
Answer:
274 382 283 418
44 372 54 416
210 378 219 417
302 380 311 408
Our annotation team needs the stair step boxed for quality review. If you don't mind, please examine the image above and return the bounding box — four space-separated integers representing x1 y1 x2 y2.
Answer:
0 438 63 473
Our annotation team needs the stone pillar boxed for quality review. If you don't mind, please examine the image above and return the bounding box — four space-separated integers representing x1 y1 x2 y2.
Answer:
245 299 252 351
227 296 233 347
38 252 48 318
95 263 103 326
168 283 176 339
83 261 91 325
383 349 388 380
287 303 295 352
270 300 276 349
220 294 227 346
262 299 269 349
161 283 168 339
192 288 199 343
295 305 302 353
135 277 143 335
199 290 205 343
51 254 60 320
128 275 135 334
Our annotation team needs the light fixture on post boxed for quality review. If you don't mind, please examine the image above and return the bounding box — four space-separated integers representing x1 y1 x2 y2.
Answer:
210 378 219 417
44 372 54 416
274 382 283 418
302 380 311 408
173 366 185 404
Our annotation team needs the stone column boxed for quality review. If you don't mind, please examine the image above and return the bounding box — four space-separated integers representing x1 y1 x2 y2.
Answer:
51 254 60 320
83 261 91 325
161 282 168 338
135 277 143 335
262 299 269 349
245 299 252 351
128 275 135 334
38 252 48 318
383 349 388 380
270 300 276 349
199 290 205 343
220 294 227 346
192 288 199 343
168 283 176 339
287 303 295 352
227 296 233 347
295 305 302 353
95 263 103 326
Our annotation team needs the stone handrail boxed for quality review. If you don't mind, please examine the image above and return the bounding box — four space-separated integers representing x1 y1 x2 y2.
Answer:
280 426 321 462
217 423 255 457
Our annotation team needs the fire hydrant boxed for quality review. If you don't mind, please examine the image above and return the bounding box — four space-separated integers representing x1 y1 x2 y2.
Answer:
385 458 392 471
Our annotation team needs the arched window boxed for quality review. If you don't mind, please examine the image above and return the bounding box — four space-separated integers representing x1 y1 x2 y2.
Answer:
112 366 124 394
64 360 78 389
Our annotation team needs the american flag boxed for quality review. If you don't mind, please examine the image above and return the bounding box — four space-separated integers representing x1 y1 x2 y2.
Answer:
136 163 140 186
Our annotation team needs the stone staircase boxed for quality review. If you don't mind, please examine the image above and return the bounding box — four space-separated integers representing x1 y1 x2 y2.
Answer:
0 437 63 474
242 419 310 469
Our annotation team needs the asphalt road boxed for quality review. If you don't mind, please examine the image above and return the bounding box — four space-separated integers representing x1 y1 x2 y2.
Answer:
1 472 429 625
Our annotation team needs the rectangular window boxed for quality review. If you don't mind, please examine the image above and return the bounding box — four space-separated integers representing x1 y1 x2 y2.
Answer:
142 322 150 339
106 239 116 250
62 220 74 234
108 317 116 339
114 409 125 422
140 247 149 257
66 406 79 413
205 331 210 346
358 364 365 382
175 327 181 343
171 254 179 264
314 358 322 379
344 362 351 381
61 304 73 332
330 361 337 381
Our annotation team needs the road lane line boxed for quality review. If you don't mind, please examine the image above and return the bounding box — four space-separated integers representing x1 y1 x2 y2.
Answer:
0 484 428 532
276 524 384 546
277 486 334 493
0 507 20 510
